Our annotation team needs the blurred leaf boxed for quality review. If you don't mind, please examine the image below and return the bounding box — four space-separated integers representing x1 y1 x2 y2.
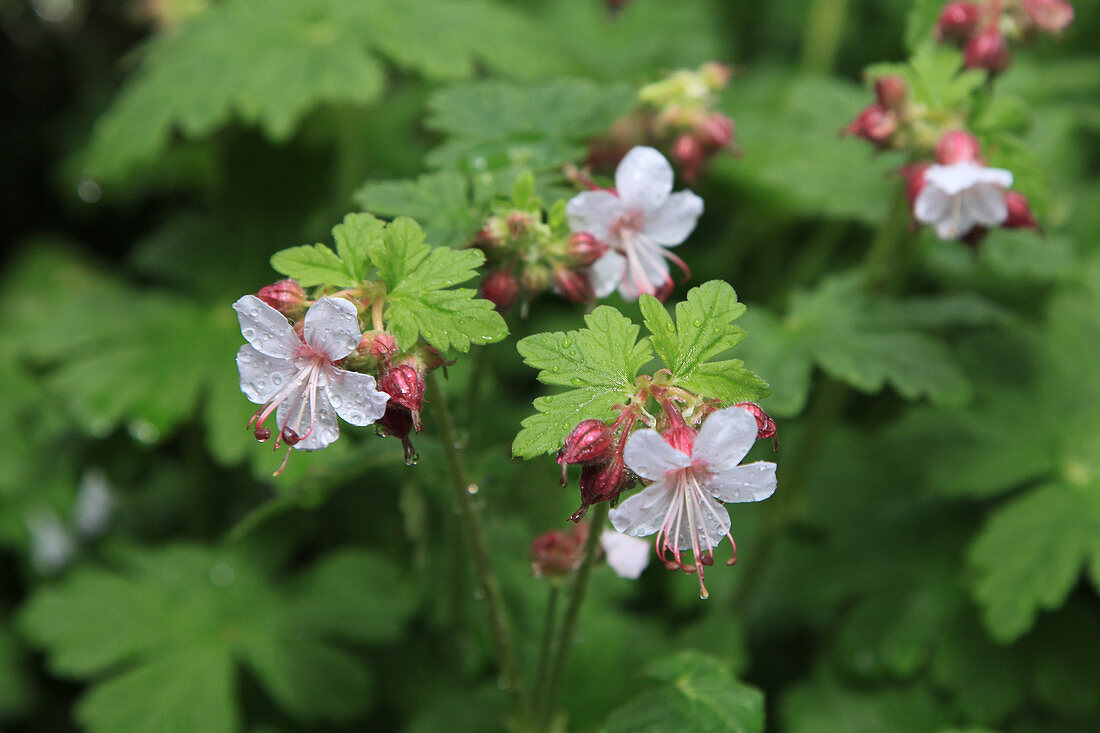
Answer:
782 675 948 733
904 1 945 52
20 544 416 730
354 170 488 247
0 624 31 720
514 306 651 458
603 651 764 733
1030 603 1100 716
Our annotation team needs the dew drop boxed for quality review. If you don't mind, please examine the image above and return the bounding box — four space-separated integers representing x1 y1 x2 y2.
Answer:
473 588 486 600
665 322 676 332
570 377 585 386
551 366 560 373
692 319 703 328
405 452 420 467
210 564 235 588
561 339 572 348
242 327 256 340
467 483 479 495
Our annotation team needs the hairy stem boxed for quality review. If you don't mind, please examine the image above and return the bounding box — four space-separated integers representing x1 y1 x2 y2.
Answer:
425 372 524 713
538 502 608 722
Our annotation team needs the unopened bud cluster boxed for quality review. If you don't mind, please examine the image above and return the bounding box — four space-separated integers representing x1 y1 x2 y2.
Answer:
935 1 1074 74
587 62 738 181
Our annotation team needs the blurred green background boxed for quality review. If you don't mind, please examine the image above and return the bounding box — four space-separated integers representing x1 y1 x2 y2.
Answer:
1 0 1099 731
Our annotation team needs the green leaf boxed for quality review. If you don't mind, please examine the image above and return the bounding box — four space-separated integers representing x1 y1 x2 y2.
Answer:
968 483 1100 642
82 0 568 182
603 651 764 733
782 675 948 733
20 544 418 729
904 0 946 52
332 213 384 283
866 45 982 114
270 243 357 288
354 170 487 247
513 306 651 458
425 78 634 172
372 217 507 352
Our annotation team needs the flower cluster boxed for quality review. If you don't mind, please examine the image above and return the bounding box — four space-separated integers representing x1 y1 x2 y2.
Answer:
235 280 442 473
587 62 738 181
935 0 1074 74
556 378 778 597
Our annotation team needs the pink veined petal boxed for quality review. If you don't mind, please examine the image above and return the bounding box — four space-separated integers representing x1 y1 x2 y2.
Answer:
236 344 297 404
233 295 301 359
566 190 623 243
673 489 730 551
325 367 389 426
304 297 362 361
589 250 627 298
963 183 1009 227
624 429 692 480
599 530 651 579
707 461 778 503
913 186 951 226
618 234 672 301
609 479 676 538
644 190 704 246
615 146 674 212
276 386 340 451
692 406 759 472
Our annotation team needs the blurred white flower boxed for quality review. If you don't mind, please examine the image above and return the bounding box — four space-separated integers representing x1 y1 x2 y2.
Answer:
566 146 703 300
599 530 650 580
74 468 116 538
25 509 76 576
914 163 1013 240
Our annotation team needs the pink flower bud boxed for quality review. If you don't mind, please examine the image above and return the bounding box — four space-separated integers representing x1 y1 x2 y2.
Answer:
558 420 614 470
553 267 595 304
698 113 735 149
699 61 733 90
507 211 535 238
844 104 897 148
479 270 521 311
672 133 705 182
964 26 1010 73
256 279 307 319
1003 191 1039 229
530 523 589 578
356 330 397 365
573 454 632 522
902 163 931 210
379 364 425 431
874 75 908 111
1023 0 1074 33
734 402 777 440
935 130 983 165
568 232 609 266
936 1 982 41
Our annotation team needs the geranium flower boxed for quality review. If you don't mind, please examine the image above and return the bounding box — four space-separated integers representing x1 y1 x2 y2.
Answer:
913 163 1013 240
599 529 651 580
566 146 703 300
608 406 777 598
233 295 389 471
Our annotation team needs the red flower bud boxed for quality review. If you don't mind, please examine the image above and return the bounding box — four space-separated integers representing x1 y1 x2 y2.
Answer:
844 104 897 148
379 364 425 432
653 279 675 303
530 523 589 578
964 26 1010 73
377 403 417 464
698 113 734 149
1023 0 1074 34
734 402 777 440
568 232 609 266
572 454 631 522
902 163 931 210
672 133 705 182
553 267 595 304
662 425 696 455
355 330 397 365
558 420 615 483
1003 191 1039 229
935 130 983 165
874 75 908 111
256 279 307 319
936 1 981 42
479 270 521 311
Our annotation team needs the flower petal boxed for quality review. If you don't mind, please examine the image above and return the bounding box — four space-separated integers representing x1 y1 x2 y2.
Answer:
566 190 623 242
963 184 1008 227
233 295 300 359
925 163 982 196
692 406 759 472
609 479 675 538
304 297 362 361
600 530 651 579
913 186 951 226
624 429 692 480
589 250 627 298
707 461 777 503
236 344 297 404
673 489 730 551
325 368 389 426
644 191 704 246
277 387 340 451
616 146 673 212
618 235 671 301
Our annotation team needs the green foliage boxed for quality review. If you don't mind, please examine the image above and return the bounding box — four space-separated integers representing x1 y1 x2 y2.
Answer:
354 170 488 247
603 651 764 733
19 544 417 732
866 44 986 114
0 624 31 720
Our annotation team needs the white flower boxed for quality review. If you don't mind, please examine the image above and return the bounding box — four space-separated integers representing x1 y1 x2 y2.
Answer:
233 295 389 470
25 509 75 576
599 529 651 580
74 468 115 538
566 146 703 300
914 163 1013 241
608 406 777 598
